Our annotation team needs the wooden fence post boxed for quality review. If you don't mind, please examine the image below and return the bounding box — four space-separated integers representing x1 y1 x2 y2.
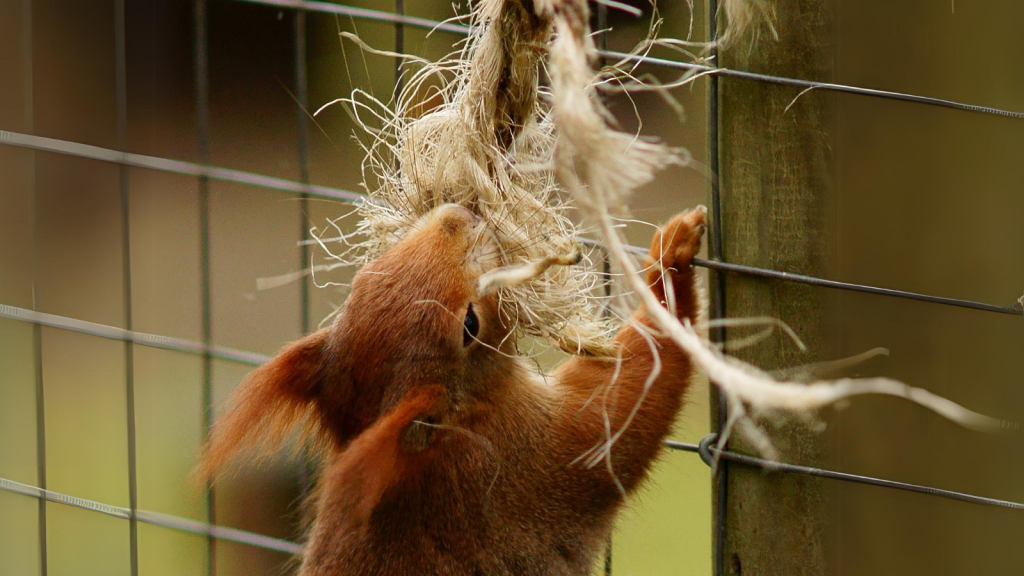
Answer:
714 1 839 574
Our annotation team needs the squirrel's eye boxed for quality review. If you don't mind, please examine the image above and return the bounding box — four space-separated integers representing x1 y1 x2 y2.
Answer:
463 303 480 346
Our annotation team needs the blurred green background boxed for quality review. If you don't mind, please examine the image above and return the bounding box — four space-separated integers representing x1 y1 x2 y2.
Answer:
1 1 1021 576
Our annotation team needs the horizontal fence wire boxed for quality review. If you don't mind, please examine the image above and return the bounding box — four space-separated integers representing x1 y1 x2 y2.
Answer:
602 50 1024 120
224 0 1024 121
666 435 1024 511
692 258 1023 315
235 0 471 35
0 130 365 205
0 303 269 366
0 477 303 555
3 427 1019 558
2 130 1019 317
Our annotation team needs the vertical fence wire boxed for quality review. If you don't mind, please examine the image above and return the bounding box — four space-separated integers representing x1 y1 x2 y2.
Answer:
706 1 730 575
32 302 47 576
113 2 140 576
293 7 316 508
193 1 216 574
32 304 46 576
593 3 614 573
294 11 311 347
22 1 47 574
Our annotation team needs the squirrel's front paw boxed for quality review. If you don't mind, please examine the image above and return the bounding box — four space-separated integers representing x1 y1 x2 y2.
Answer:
650 205 707 271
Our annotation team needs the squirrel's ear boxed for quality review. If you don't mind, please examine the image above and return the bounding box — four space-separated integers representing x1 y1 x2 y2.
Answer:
197 328 331 479
324 387 443 525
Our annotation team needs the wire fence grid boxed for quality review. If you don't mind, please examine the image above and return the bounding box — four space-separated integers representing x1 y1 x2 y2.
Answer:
2 1 1022 575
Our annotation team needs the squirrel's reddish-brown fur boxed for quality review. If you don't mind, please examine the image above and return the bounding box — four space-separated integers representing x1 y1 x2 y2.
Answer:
199 204 705 575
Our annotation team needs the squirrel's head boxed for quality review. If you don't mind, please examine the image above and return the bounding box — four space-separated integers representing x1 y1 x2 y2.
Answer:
198 204 516 476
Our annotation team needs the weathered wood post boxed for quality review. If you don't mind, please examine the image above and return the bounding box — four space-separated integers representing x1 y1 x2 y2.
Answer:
711 0 839 574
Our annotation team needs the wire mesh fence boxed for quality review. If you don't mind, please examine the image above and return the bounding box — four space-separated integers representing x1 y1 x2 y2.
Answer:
1 1 1022 575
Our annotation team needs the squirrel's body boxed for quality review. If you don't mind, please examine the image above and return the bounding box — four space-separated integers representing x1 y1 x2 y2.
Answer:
201 204 705 575
304 368 603 576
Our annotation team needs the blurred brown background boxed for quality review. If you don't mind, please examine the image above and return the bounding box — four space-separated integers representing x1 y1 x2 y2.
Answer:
0 1 1020 576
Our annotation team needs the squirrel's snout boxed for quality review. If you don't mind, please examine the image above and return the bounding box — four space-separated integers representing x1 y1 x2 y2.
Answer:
430 203 487 242
436 203 479 225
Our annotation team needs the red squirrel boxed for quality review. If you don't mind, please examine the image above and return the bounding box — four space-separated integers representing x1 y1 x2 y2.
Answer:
200 203 706 575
